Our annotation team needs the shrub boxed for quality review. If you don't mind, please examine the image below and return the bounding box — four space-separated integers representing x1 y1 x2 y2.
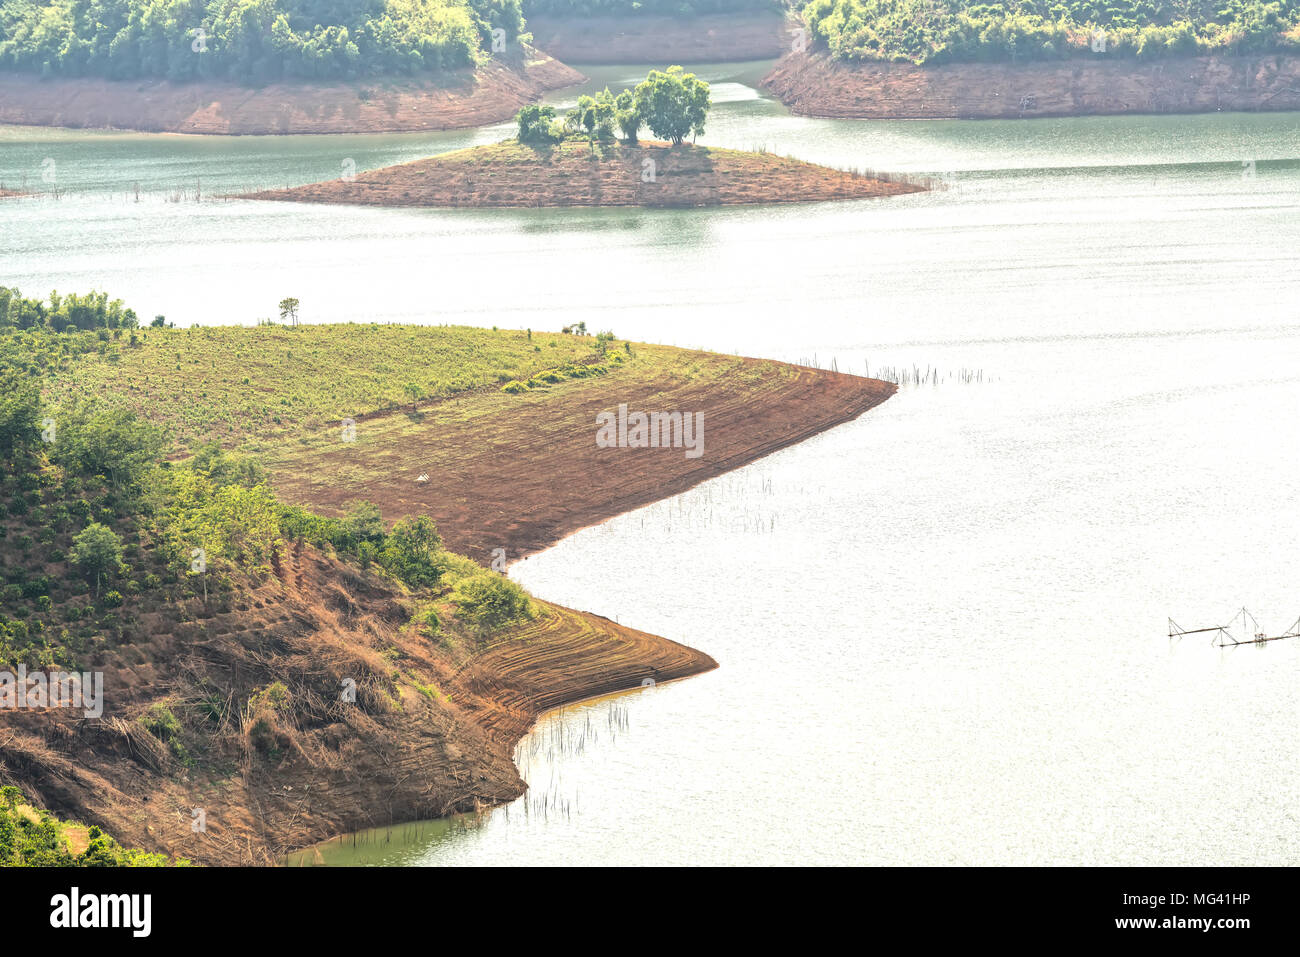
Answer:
70 522 123 594
100 590 124 609
450 573 534 636
141 703 181 741
21 576 50 599
379 516 442 587
412 606 440 637
245 682 291 757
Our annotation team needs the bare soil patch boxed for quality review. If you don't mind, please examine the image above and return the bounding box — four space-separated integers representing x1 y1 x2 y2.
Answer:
763 50 1300 119
269 357 897 566
0 53 583 135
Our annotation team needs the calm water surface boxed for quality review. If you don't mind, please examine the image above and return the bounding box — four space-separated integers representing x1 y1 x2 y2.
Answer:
4 62 1299 865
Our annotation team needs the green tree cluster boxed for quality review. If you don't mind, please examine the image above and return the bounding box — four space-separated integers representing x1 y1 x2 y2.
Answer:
0 288 139 332
449 571 534 634
523 0 776 14
0 787 181 866
802 0 1300 65
0 0 527 84
515 65 710 147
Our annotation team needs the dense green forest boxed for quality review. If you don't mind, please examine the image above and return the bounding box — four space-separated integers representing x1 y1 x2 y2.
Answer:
0 0 526 83
522 0 778 16
802 0 1300 64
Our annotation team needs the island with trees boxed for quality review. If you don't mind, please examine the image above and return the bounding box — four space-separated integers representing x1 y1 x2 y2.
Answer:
244 65 923 208
0 0 582 133
0 285 894 864
764 0 1300 118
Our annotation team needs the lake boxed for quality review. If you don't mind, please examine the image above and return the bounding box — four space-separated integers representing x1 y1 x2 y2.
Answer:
4 61 1299 866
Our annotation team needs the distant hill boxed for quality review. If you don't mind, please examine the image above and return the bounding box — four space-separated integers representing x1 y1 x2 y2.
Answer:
523 0 779 13
801 0 1300 65
0 0 525 84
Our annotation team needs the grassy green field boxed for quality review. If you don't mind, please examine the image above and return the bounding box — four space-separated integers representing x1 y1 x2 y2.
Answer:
48 324 638 452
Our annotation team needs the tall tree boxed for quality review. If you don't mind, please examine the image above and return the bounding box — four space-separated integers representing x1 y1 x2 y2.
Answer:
278 297 300 326
633 66 710 146
0 370 41 454
71 523 123 596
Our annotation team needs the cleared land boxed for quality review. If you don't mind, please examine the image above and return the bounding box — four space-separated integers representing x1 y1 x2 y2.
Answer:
764 50 1300 119
242 139 924 208
59 325 897 564
0 54 582 135
3 538 714 865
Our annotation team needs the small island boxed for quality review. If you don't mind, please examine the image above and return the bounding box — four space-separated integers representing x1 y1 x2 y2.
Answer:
243 67 924 209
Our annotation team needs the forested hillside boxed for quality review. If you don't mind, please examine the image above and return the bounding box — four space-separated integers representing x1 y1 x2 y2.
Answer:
0 0 526 83
801 0 1300 64
522 0 777 15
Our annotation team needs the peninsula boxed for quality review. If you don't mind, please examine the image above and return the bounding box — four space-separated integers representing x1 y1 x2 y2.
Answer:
1 300 895 865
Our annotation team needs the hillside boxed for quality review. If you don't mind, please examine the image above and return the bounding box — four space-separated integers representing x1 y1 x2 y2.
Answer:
0 54 582 135
51 322 898 564
0 787 184 865
525 11 794 63
0 0 524 83
3 304 896 864
763 48 1300 118
800 0 1300 66
242 139 924 208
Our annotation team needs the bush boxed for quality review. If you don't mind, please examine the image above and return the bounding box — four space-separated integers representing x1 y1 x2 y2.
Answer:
501 381 528 394
412 606 440 637
516 104 565 145
100 590 124 609
141 703 181 741
378 516 442 587
21 576 49 599
450 573 534 636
